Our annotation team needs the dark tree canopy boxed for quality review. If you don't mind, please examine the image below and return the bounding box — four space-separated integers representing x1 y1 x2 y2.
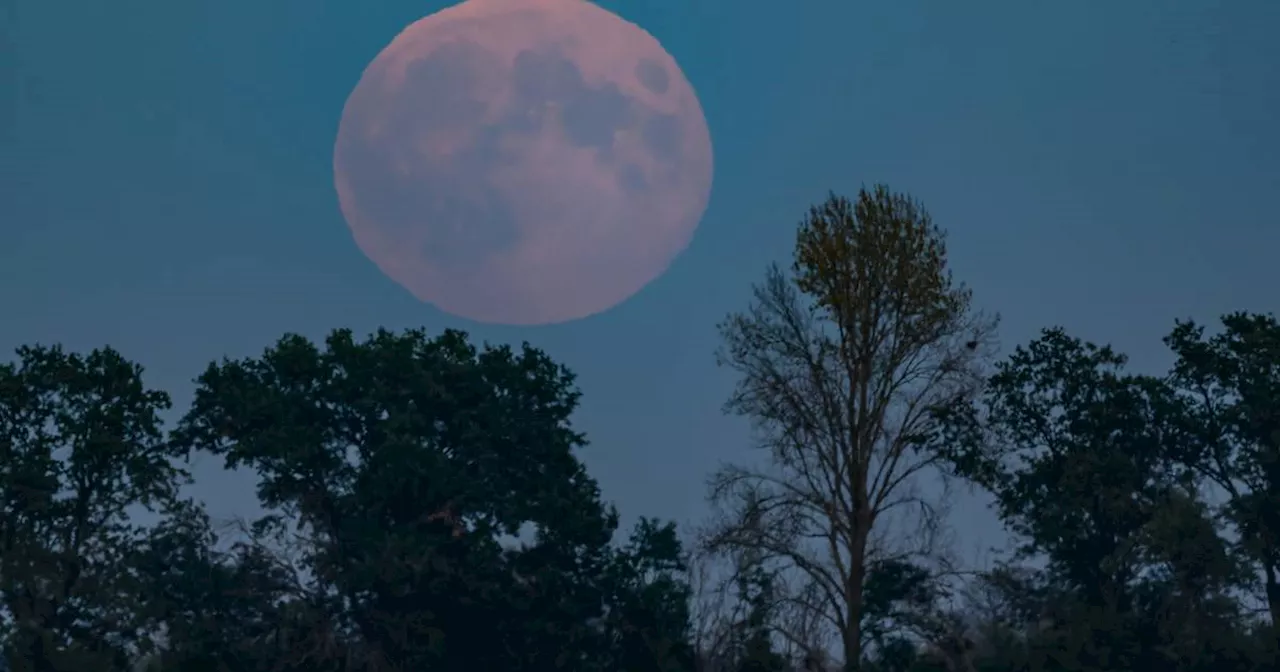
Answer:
165 327 694 671
0 329 694 672
0 345 186 672
2 214 1278 672
928 318 1280 672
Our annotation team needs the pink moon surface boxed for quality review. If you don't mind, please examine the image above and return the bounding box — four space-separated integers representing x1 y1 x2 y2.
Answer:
333 0 713 325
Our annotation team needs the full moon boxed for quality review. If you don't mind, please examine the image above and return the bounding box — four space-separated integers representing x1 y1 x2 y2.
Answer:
334 0 713 325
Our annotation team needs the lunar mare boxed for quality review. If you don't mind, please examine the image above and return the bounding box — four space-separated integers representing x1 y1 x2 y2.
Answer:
333 0 713 325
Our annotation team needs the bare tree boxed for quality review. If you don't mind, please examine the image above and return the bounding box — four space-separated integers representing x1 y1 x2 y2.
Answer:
688 505 791 672
703 186 996 670
686 546 738 672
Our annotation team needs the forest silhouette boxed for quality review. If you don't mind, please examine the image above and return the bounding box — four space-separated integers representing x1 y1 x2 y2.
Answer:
1 185 1277 671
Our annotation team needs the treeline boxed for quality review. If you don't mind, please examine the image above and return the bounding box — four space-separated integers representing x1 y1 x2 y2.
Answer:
1 186 1277 671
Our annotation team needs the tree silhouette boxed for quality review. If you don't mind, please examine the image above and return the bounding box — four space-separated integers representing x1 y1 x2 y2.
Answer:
705 186 996 670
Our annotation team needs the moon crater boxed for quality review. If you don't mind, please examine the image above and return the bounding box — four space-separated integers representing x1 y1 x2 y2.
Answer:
334 0 713 324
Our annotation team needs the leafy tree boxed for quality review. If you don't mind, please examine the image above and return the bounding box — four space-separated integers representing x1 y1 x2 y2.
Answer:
600 518 697 672
687 501 791 672
704 186 996 670
167 326 694 671
725 503 788 672
936 330 1181 607
130 503 312 672
731 571 788 672
934 327 1258 672
0 345 189 672
1165 312 1280 627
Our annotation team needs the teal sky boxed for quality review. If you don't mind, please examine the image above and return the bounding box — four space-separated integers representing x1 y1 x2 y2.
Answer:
2 0 1277 558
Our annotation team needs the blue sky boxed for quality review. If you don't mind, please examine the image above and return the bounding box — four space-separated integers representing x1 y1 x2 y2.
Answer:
2 0 1277 561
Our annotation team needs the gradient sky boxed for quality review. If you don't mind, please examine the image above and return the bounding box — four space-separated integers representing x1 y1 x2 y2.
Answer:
2 0 1278 563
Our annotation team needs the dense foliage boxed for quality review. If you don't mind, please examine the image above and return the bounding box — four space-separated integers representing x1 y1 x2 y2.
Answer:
0 329 692 672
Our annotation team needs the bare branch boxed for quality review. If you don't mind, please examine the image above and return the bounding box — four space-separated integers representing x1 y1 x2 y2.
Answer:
705 187 997 668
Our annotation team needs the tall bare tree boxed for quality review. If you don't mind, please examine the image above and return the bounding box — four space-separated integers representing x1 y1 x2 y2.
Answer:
703 186 996 670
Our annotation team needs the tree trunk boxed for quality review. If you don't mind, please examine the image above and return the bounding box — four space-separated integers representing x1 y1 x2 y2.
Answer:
1265 566 1280 631
842 514 871 672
